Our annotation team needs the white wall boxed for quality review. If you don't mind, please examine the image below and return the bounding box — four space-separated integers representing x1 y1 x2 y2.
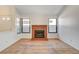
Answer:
17 15 58 39
0 6 19 52
58 6 79 50
0 32 18 51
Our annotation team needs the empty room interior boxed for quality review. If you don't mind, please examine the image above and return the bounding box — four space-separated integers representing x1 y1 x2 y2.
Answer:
0 5 79 54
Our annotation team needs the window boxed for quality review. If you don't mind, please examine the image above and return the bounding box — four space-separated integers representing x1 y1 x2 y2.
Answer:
16 18 30 34
16 17 21 34
22 18 30 33
48 19 57 33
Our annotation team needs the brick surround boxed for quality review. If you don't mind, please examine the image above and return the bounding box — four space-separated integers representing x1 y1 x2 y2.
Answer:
32 25 48 40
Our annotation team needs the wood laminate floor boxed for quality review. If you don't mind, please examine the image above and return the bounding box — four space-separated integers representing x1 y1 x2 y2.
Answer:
0 38 79 54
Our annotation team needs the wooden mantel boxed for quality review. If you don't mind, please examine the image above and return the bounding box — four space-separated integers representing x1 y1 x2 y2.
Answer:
32 25 48 40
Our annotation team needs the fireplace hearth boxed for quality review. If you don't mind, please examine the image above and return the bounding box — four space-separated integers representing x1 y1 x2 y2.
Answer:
35 30 44 38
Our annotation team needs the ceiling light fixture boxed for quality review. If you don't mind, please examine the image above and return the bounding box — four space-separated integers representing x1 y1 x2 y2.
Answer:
7 17 10 21
2 17 6 21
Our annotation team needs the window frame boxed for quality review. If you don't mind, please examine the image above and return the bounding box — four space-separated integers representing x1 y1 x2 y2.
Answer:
48 18 57 33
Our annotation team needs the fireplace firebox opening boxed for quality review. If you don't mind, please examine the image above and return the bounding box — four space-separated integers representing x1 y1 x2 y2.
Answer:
35 30 44 38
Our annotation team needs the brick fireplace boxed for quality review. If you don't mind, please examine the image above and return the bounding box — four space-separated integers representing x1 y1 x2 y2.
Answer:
32 25 47 40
